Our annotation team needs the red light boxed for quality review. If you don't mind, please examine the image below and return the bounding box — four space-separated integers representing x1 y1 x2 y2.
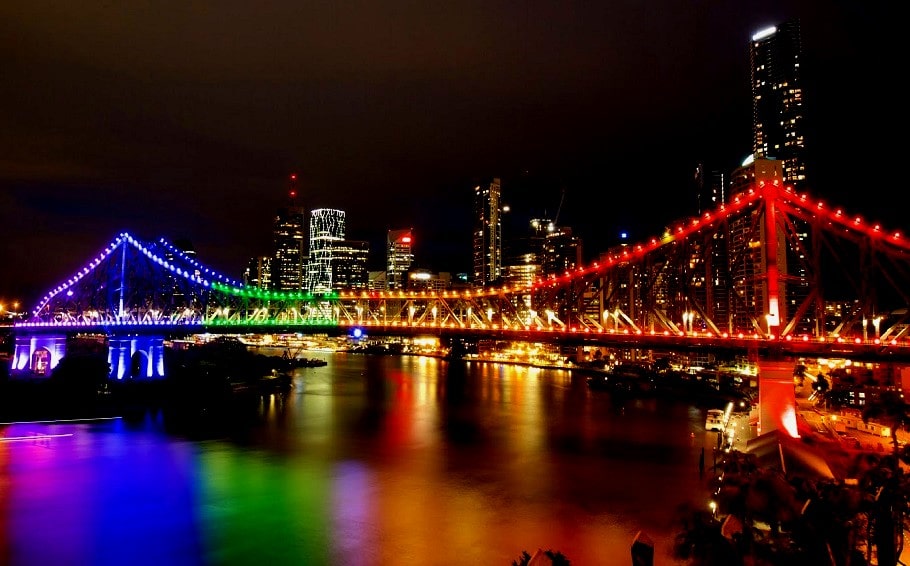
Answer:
289 190 297 198
401 236 411 243
290 173 297 181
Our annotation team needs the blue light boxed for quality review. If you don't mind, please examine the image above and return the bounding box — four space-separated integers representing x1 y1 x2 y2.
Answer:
352 328 363 339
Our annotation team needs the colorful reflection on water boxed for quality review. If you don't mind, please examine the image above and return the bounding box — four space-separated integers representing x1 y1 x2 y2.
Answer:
1 354 713 565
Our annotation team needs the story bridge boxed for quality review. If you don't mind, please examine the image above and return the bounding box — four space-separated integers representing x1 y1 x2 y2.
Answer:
11 181 910 387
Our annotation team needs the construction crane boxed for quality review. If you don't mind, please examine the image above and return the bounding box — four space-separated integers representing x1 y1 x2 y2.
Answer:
553 186 566 226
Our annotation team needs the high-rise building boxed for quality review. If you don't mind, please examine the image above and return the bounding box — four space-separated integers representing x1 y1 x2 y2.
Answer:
272 177 306 291
541 227 583 277
750 20 807 189
331 240 369 290
728 157 793 333
244 256 272 289
472 178 503 287
501 217 551 287
307 208 346 293
387 229 414 290
751 21 812 333
695 163 729 214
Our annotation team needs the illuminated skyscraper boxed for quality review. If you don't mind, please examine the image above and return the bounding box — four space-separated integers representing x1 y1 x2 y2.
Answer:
272 175 306 290
472 178 502 287
307 208 346 293
750 20 807 188
386 229 414 290
750 21 812 332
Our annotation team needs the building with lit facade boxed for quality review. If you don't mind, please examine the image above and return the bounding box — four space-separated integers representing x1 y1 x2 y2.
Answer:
750 20 807 189
502 217 552 287
387 229 414 290
307 208 346 293
748 20 812 333
368 271 388 291
727 156 816 334
473 178 503 287
541 226 583 277
243 256 272 289
273 188 306 291
407 269 452 292
330 240 369 290
162 239 201 304
695 163 729 215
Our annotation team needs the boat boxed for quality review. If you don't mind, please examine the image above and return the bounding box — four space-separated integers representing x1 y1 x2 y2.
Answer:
586 362 657 393
280 349 328 368
282 357 327 368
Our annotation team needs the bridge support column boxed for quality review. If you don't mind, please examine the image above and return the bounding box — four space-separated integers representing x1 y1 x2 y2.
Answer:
756 360 799 438
108 335 166 380
11 334 67 377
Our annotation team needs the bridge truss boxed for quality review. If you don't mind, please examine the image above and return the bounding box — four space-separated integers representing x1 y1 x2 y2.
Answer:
17 183 910 357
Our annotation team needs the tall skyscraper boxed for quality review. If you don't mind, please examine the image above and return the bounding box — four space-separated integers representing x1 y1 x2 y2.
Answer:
307 208 346 293
751 21 812 333
750 20 807 188
272 175 306 290
472 178 503 287
386 229 414 290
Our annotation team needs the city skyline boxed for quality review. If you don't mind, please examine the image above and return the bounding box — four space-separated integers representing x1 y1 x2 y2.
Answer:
1 2 899 307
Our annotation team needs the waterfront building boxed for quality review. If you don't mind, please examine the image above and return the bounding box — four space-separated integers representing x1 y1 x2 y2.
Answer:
750 20 807 189
307 208 346 293
272 182 306 291
330 240 369 290
472 178 503 287
387 229 414 290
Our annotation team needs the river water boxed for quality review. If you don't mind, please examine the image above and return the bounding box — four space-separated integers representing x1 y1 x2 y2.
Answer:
0 353 723 566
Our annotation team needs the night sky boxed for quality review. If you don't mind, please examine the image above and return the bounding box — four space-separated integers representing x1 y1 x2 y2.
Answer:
0 2 900 307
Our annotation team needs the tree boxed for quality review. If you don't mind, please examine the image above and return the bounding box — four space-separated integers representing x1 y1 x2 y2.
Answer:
512 549 571 565
861 390 910 565
862 390 910 457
